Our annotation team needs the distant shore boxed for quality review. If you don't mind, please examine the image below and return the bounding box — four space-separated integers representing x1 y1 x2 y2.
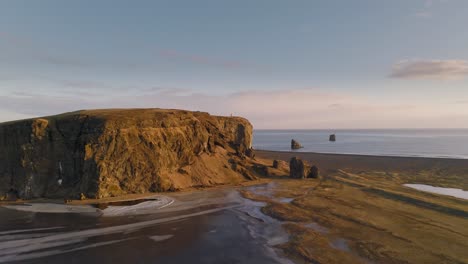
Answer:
256 149 468 190
254 148 468 160
253 128 468 160
256 149 468 170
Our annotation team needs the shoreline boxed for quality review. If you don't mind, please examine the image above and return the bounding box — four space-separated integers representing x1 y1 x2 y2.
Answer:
256 149 468 192
256 149 468 171
254 148 468 161
2 149 468 205
0 179 273 206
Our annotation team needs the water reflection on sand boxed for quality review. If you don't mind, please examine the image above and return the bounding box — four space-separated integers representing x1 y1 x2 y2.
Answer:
0 187 293 264
404 184 468 200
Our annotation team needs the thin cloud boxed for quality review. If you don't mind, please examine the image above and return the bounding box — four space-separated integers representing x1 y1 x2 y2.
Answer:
0 32 90 68
36 54 90 67
158 49 250 70
390 60 468 80
414 11 432 18
2 88 459 129
412 0 447 18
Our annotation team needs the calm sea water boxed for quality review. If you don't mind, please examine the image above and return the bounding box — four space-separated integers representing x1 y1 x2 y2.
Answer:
253 129 468 159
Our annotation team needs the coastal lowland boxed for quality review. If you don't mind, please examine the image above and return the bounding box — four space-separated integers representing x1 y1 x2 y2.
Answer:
251 150 468 264
0 109 467 264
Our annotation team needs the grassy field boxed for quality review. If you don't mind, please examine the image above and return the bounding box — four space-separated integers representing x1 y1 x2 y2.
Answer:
243 151 468 264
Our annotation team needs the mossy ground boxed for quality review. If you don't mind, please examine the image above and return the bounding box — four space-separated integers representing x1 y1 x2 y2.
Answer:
242 155 468 264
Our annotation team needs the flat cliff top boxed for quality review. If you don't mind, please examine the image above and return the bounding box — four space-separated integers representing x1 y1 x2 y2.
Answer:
0 108 249 126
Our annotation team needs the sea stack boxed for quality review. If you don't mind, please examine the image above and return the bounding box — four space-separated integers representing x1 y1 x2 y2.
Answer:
0 109 257 199
291 139 303 149
329 134 336 142
289 157 306 179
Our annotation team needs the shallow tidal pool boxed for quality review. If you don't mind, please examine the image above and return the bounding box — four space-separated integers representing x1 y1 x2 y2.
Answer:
404 184 468 200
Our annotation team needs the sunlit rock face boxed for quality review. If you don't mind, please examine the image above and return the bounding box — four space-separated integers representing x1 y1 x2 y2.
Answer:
0 109 255 199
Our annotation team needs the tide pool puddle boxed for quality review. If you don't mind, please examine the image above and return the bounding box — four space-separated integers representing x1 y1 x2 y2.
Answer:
244 183 295 204
404 184 468 200
93 198 160 210
303 222 328 234
277 198 294 203
330 238 350 252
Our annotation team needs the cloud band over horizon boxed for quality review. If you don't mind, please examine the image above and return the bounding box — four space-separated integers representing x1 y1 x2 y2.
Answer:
390 60 468 80
1 88 467 129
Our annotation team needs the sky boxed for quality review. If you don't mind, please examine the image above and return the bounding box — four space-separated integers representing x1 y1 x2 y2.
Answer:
0 0 467 129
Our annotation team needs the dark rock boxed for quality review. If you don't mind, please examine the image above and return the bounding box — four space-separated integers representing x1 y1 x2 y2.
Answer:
245 148 255 158
289 157 306 179
307 166 319 178
207 136 216 152
253 164 270 177
4 188 19 201
177 168 189 174
239 168 257 181
329 134 336 142
291 139 303 149
272 160 287 170
273 160 280 168
231 162 238 171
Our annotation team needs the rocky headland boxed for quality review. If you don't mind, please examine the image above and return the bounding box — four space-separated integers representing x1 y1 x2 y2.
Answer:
0 109 260 200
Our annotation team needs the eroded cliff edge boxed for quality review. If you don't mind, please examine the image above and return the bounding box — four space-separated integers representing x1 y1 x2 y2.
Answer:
0 109 257 199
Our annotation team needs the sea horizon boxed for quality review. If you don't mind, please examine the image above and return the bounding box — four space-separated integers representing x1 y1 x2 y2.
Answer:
253 128 468 159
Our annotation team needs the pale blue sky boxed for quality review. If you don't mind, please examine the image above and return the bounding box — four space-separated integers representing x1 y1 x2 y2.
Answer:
0 0 467 128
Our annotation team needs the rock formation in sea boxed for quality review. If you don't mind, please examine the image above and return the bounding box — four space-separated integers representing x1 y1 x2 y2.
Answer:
291 139 303 149
329 134 336 142
0 109 257 199
289 157 307 179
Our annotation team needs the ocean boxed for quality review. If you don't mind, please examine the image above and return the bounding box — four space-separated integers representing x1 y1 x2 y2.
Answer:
253 129 468 159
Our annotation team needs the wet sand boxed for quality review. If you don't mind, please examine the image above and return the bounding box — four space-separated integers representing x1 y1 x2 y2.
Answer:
0 187 291 264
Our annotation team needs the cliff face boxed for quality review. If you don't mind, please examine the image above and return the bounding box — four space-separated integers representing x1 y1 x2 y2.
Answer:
0 109 255 199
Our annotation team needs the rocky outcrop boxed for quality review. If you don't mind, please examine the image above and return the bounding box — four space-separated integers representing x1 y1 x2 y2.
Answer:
252 164 270 177
289 157 307 179
329 134 336 142
272 160 287 170
291 139 303 150
307 166 319 178
245 148 255 159
273 160 280 169
0 109 256 199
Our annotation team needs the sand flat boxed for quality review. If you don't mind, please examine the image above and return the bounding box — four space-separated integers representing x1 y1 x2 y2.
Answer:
244 150 468 264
